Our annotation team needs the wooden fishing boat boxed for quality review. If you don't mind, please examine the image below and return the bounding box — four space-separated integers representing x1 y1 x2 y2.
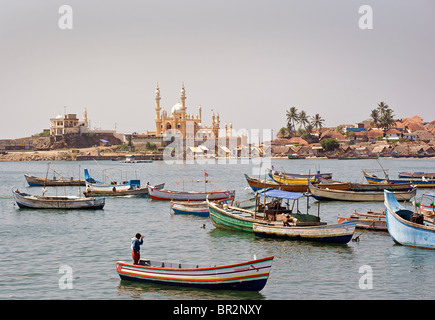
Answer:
171 200 210 217
84 168 140 191
308 181 417 202
244 174 309 192
348 181 413 192
418 192 435 216
245 174 348 193
384 190 435 249
208 189 321 233
148 185 235 201
398 172 435 179
12 188 105 209
363 170 435 188
116 256 274 291
83 183 165 198
267 169 332 180
253 220 356 243
24 174 85 187
270 172 319 185
337 211 387 231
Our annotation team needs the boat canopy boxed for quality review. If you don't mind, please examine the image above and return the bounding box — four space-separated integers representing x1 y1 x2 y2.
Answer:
258 189 304 200
424 193 435 197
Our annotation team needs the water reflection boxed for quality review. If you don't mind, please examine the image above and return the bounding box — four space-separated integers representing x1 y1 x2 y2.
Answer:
116 280 265 300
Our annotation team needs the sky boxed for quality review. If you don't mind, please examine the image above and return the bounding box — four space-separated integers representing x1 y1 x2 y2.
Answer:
0 0 434 139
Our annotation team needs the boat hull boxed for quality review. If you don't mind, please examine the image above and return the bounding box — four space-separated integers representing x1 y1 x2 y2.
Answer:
12 189 105 210
148 186 235 201
384 190 435 249
363 172 435 188
25 174 85 187
244 174 309 192
208 201 258 232
398 172 435 179
116 256 274 291
171 201 210 217
349 182 413 192
253 221 356 243
309 182 416 202
83 183 164 198
337 212 387 231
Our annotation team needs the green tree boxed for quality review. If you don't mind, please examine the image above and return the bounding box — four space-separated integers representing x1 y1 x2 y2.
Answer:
311 114 325 130
286 107 299 135
379 108 396 131
370 108 380 127
320 138 340 151
277 127 290 138
298 110 310 130
370 101 395 131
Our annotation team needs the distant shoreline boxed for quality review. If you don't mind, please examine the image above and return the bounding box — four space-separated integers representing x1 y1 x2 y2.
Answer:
0 146 433 162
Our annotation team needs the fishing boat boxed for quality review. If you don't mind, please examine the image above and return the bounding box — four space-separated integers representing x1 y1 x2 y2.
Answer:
270 173 316 186
208 189 321 233
337 211 387 231
398 172 435 179
244 174 309 192
363 170 435 188
170 201 210 217
308 181 417 202
417 192 435 216
116 256 274 291
148 185 235 201
12 188 105 209
348 181 413 192
171 197 234 217
267 168 332 180
384 190 435 249
245 174 348 193
83 183 165 198
253 220 356 243
84 168 140 191
120 155 153 163
24 174 85 187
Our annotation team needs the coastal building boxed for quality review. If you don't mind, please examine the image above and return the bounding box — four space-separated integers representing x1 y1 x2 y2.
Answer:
50 109 89 138
132 84 246 157
149 83 220 141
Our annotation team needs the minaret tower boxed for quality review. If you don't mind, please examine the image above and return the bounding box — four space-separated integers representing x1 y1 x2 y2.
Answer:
180 83 186 111
82 108 88 128
155 83 162 136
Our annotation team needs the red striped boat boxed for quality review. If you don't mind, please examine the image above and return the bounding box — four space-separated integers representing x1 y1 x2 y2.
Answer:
116 256 274 291
147 185 235 201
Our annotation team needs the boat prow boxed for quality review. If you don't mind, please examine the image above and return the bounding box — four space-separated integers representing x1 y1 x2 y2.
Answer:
384 190 435 249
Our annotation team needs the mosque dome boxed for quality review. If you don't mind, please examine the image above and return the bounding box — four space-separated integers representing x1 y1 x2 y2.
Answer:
171 102 183 114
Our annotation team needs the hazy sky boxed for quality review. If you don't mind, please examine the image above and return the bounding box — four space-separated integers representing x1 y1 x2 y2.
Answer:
0 0 434 139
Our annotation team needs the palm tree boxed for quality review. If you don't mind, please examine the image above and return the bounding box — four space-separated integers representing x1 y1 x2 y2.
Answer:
377 101 389 116
379 108 396 131
298 110 310 130
370 108 380 127
311 114 325 130
286 107 299 136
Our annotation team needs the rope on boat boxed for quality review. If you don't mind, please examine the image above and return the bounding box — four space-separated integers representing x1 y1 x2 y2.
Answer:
352 221 375 242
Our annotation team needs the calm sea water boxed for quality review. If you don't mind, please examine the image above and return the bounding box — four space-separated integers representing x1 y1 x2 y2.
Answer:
1 157 434 300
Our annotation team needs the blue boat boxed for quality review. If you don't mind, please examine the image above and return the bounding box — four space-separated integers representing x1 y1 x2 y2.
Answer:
84 168 140 191
364 170 435 188
171 201 210 217
384 190 435 249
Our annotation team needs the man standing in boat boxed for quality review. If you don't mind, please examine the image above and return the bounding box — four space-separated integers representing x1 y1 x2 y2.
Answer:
131 233 144 265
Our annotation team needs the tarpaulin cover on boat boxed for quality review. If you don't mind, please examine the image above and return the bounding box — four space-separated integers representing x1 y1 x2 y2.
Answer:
258 189 304 200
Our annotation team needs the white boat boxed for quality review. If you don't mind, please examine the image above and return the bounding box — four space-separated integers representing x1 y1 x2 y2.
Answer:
308 181 417 202
148 185 235 201
12 188 105 210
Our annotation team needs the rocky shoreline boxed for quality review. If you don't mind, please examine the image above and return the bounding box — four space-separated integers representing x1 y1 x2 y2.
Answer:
0 147 161 162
